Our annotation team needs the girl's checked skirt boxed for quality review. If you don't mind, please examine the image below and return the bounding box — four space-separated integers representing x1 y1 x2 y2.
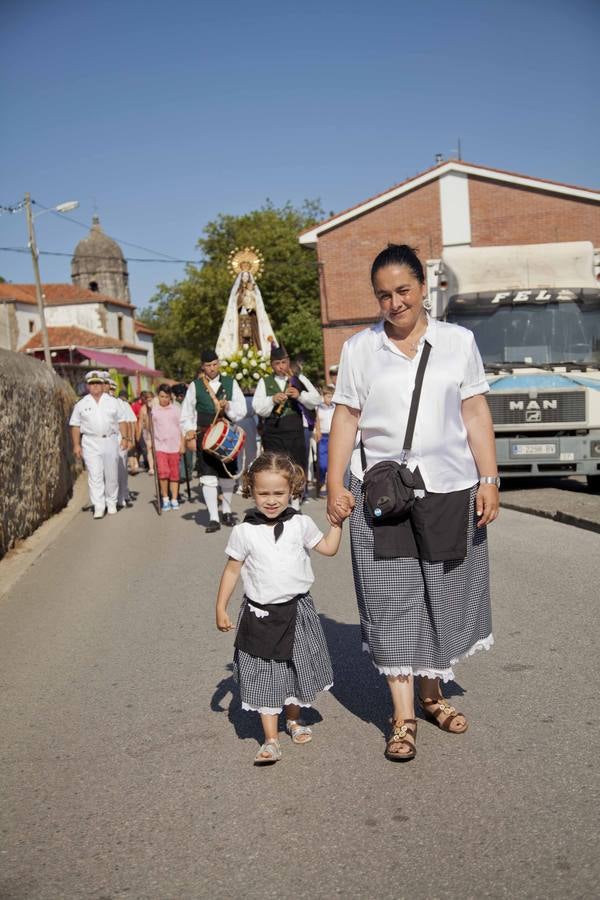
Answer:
349 476 493 682
233 592 333 714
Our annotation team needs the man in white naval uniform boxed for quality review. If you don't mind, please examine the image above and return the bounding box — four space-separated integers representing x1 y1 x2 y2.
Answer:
180 349 247 532
70 371 129 518
105 376 137 508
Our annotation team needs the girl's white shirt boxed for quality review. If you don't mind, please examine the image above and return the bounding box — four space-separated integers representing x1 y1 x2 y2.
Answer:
225 515 324 605
333 318 489 492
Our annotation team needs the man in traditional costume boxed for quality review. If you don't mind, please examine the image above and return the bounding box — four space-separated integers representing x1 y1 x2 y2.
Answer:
252 344 321 483
181 349 247 533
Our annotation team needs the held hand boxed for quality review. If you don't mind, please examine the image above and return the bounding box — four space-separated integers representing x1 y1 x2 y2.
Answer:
218 399 228 411
216 610 234 632
476 484 500 527
273 392 287 404
120 438 128 451
327 488 355 525
286 386 300 400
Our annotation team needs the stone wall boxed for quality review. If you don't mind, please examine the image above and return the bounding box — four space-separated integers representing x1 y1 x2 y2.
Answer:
0 350 78 559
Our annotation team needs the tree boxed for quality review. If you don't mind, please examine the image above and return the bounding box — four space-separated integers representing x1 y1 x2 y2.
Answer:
140 200 324 382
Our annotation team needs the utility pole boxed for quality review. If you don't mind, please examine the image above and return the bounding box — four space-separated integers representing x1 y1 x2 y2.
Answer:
24 192 52 368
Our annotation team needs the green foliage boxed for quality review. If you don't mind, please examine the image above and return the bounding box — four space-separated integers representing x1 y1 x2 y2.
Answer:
140 200 324 382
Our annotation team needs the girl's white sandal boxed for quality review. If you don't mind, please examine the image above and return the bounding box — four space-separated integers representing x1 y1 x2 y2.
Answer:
285 719 313 744
253 739 282 765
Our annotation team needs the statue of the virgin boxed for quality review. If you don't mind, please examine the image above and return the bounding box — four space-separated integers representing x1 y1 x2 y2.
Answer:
216 247 277 358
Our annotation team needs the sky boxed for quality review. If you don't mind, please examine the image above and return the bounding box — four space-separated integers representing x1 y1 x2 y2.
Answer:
1 0 599 311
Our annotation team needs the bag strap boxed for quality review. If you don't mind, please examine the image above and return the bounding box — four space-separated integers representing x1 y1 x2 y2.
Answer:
360 339 432 472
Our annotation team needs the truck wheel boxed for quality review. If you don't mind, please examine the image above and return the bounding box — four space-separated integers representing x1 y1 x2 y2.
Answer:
587 475 600 493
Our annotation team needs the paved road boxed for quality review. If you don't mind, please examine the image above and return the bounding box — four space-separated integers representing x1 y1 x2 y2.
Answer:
1 474 599 900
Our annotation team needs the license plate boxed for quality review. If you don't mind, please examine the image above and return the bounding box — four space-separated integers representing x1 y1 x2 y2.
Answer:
511 443 557 456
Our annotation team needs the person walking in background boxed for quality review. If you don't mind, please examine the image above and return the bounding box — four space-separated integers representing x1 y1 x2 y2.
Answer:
315 384 335 497
327 243 499 762
105 378 136 508
252 345 321 504
69 371 129 519
151 384 185 510
136 391 156 475
215 452 341 765
181 350 247 533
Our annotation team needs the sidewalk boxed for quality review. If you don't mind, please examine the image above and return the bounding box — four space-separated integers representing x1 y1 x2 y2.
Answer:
501 476 600 534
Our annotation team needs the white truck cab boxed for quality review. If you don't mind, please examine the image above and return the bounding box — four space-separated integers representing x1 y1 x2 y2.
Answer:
428 242 600 490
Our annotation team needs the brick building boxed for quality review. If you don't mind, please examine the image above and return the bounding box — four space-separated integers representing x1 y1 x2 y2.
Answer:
298 160 600 375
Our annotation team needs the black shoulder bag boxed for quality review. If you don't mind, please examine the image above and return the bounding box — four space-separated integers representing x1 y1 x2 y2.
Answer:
362 340 431 521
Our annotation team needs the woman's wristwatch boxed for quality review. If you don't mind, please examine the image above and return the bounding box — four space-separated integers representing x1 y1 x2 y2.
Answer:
480 475 501 487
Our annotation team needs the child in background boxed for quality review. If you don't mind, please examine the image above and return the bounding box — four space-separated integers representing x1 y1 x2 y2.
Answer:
315 384 335 497
215 452 342 765
151 384 184 510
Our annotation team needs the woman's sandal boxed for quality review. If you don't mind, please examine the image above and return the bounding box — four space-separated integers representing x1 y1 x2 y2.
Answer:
253 738 282 765
285 719 313 745
385 718 417 762
419 696 468 733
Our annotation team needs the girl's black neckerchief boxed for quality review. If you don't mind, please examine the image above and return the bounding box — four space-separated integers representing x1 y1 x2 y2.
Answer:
243 506 300 542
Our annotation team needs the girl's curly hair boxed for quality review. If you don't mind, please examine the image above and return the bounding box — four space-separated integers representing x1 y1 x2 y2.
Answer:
241 452 305 500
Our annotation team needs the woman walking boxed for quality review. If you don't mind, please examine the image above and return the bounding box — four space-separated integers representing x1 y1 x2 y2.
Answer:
327 244 499 761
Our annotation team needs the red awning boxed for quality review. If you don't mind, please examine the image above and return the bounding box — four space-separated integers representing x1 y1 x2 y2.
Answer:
76 347 161 377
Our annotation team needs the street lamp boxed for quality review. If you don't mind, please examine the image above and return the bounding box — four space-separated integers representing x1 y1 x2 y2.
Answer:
24 194 79 367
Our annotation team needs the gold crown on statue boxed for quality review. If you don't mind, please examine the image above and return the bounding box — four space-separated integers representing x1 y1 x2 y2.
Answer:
228 246 264 280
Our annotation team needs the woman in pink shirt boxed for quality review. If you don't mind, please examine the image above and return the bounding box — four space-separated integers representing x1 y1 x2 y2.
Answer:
151 385 184 510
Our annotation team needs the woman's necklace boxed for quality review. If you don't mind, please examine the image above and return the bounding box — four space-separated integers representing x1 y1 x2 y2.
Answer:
385 317 427 355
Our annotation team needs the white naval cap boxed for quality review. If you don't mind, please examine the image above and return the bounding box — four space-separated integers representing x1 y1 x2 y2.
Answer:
85 370 105 384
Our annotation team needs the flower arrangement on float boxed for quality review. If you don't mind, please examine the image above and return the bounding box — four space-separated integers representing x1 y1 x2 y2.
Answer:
220 344 273 393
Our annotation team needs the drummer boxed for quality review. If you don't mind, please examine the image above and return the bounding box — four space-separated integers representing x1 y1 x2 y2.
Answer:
181 349 247 533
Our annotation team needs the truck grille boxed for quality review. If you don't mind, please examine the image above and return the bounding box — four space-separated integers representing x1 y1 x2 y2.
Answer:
487 390 586 425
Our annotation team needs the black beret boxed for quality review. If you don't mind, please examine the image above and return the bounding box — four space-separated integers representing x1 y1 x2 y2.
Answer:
270 343 288 361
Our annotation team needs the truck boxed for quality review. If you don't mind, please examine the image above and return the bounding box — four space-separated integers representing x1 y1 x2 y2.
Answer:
427 241 600 490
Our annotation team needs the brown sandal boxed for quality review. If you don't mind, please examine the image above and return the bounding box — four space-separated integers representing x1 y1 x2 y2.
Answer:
419 697 468 733
385 718 417 761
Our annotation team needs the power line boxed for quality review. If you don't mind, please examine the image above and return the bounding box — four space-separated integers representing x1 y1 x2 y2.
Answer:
0 246 196 264
33 199 188 262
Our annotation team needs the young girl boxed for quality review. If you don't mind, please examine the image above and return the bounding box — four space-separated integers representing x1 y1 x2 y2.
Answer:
150 385 184 510
215 451 342 765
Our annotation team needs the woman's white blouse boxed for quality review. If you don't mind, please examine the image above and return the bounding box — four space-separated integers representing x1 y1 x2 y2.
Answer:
333 318 489 492
225 515 324 604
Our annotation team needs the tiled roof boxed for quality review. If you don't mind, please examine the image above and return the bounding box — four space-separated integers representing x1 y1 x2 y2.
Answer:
134 320 155 334
20 326 144 353
0 283 134 310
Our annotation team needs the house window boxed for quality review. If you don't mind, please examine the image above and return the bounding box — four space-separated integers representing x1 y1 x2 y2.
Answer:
28 320 35 333
117 315 124 341
89 281 99 292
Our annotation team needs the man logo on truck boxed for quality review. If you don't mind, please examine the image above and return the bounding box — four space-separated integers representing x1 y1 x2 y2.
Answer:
509 400 558 411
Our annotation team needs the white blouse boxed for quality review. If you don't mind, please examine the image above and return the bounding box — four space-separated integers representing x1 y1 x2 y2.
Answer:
225 515 324 604
333 318 489 492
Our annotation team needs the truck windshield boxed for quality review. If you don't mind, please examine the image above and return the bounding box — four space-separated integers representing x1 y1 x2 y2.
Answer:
446 301 600 366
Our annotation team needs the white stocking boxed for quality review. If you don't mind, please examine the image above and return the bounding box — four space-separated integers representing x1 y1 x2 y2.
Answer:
202 484 219 522
220 479 234 514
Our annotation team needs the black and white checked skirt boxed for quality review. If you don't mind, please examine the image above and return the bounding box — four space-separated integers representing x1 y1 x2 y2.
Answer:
349 475 493 682
233 592 333 714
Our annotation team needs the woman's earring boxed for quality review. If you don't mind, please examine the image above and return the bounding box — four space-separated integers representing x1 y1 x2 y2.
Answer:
423 296 433 311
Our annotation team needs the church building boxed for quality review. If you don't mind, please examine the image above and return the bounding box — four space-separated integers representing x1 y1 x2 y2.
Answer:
0 216 159 390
